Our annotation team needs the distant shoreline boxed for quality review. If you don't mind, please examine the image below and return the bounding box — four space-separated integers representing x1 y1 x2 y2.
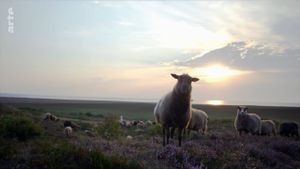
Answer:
0 96 299 108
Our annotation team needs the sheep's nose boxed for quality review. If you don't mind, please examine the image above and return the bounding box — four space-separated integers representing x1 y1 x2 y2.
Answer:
181 85 189 93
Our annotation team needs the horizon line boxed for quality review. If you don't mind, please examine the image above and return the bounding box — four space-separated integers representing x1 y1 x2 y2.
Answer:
0 93 299 108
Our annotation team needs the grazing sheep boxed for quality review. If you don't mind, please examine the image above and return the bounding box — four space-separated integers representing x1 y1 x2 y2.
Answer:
170 108 208 138
64 120 81 130
154 73 199 146
132 120 138 126
261 120 276 136
146 120 153 126
64 126 72 137
234 106 261 136
119 116 134 128
187 108 208 135
279 122 299 137
137 121 146 128
43 112 59 122
126 135 133 140
120 120 133 128
64 120 72 127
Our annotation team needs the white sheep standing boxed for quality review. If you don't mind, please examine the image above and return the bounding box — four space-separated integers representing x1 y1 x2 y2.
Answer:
261 120 276 136
64 126 72 137
234 106 262 136
154 73 199 146
187 108 208 135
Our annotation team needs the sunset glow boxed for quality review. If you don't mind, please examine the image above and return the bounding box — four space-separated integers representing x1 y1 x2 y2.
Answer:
191 65 244 83
206 100 224 106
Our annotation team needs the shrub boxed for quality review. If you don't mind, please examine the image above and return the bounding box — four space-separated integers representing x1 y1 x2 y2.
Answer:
0 138 17 160
85 112 93 117
157 144 207 169
29 140 143 169
145 125 162 137
96 115 122 140
0 115 44 141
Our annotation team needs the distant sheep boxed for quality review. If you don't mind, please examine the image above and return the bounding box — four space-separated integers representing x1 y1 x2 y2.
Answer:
64 120 72 127
64 120 81 130
137 121 146 128
234 106 261 136
187 108 208 135
154 73 199 146
64 126 72 137
126 135 133 140
279 122 299 137
119 116 134 128
145 120 153 126
132 120 138 126
261 120 276 136
43 112 59 122
120 120 133 128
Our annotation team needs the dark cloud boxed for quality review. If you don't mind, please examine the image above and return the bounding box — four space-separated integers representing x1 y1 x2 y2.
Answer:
177 42 300 72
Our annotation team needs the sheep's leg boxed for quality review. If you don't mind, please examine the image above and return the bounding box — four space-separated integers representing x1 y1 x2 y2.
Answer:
178 128 183 147
183 129 187 139
163 127 166 146
166 127 170 144
197 129 201 135
170 127 175 139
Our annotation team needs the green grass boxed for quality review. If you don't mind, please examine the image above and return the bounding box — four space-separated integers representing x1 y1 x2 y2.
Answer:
16 102 155 120
1 97 300 123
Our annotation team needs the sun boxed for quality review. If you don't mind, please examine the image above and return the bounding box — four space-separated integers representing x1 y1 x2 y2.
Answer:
191 65 243 83
206 100 224 106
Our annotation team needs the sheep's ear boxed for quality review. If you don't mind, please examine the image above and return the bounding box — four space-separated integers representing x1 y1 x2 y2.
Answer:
171 73 179 79
237 106 241 110
191 77 199 82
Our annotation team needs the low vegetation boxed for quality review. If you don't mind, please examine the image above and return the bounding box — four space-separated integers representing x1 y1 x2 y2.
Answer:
0 114 44 141
0 102 299 169
96 115 123 140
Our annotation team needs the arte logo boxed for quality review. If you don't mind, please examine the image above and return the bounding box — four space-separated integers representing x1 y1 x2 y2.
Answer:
7 7 14 34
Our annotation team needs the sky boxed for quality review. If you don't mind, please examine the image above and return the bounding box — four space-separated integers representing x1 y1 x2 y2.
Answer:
0 1 299 106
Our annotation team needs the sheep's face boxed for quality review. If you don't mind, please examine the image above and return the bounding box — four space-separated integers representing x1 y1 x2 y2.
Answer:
237 106 248 116
171 73 199 94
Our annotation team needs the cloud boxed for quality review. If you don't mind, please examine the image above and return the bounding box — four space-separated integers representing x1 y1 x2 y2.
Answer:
176 42 300 71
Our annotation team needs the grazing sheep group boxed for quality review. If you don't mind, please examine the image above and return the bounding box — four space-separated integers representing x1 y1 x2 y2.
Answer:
154 73 199 146
234 106 299 137
119 115 154 129
42 113 81 138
